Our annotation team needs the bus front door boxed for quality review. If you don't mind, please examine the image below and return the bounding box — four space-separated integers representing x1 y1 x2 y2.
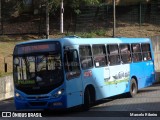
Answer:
64 49 83 108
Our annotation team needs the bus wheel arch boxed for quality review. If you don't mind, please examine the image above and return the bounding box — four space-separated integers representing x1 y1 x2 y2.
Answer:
129 76 138 97
83 84 96 110
131 76 138 89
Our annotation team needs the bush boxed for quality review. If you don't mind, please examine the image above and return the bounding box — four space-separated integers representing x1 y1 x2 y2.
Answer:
95 29 106 36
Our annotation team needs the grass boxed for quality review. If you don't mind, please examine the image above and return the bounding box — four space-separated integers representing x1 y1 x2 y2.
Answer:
66 29 107 38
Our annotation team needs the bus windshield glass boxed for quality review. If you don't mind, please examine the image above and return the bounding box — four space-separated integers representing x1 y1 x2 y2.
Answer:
13 42 63 94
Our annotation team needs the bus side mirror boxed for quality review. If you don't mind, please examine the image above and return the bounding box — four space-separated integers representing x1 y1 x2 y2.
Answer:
5 63 7 73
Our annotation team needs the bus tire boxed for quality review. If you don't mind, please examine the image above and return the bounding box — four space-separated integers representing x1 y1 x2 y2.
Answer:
83 88 91 111
129 78 138 97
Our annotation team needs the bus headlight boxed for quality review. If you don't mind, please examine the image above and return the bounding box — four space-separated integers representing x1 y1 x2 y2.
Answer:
15 92 23 99
52 89 64 98
15 93 20 97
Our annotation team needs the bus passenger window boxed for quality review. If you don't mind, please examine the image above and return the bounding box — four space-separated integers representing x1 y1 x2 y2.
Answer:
107 44 120 65
120 44 131 64
92 44 107 67
79 45 93 69
127 50 132 62
131 44 142 62
141 43 152 61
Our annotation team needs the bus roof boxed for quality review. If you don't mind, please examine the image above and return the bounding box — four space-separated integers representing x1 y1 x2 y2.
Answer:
16 36 151 46
60 37 151 46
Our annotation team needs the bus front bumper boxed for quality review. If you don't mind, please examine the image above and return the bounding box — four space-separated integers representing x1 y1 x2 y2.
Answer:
14 95 67 110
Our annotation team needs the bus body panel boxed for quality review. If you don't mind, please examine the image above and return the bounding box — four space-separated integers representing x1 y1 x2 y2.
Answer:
108 64 130 97
92 64 130 100
82 69 96 100
130 61 155 89
65 76 83 108
92 67 110 100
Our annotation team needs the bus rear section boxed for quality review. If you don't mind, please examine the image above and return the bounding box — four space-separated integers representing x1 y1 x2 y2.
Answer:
130 43 155 89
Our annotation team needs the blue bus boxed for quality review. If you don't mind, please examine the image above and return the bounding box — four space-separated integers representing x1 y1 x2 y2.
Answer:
12 36 155 110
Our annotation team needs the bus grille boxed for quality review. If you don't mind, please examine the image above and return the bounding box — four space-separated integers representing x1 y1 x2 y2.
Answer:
27 96 49 99
29 102 47 106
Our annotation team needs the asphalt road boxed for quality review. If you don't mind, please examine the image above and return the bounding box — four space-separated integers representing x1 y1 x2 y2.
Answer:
1 84 160 120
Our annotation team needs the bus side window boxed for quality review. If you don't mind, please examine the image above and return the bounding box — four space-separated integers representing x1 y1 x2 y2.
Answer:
131 44 142 62
120 44 131 64
107 44 120 65
92 44 107 67
141 43 152 61
64 50 80 80
79 45 93 69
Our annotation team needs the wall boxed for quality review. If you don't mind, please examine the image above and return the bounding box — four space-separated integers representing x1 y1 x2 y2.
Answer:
151 36 160 71
0 75 14 101
151 36 160 82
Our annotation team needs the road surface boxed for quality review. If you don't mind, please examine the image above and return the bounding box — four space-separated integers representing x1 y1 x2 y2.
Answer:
1 83 160 120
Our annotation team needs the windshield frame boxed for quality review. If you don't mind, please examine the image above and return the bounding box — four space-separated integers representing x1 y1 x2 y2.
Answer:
13 42 64 94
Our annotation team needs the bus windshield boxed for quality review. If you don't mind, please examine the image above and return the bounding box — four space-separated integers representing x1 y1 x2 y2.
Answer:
13 42 63 94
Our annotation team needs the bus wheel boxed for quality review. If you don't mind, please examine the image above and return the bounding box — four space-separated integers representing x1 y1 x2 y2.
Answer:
129 78 138 97
83 88 91 111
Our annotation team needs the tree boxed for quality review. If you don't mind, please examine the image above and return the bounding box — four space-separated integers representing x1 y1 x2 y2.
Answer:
105 0 150 5
46 0 49 39
45 0 101 14
44 0 101 38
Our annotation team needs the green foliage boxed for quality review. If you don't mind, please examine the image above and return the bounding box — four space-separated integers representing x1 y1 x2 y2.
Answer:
79 32 97 38
48 0 60 11
94 29 106 36
3 0 24 17
83 0 100 5
64 0 101 14
3 0 102 16
46 0 101 14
